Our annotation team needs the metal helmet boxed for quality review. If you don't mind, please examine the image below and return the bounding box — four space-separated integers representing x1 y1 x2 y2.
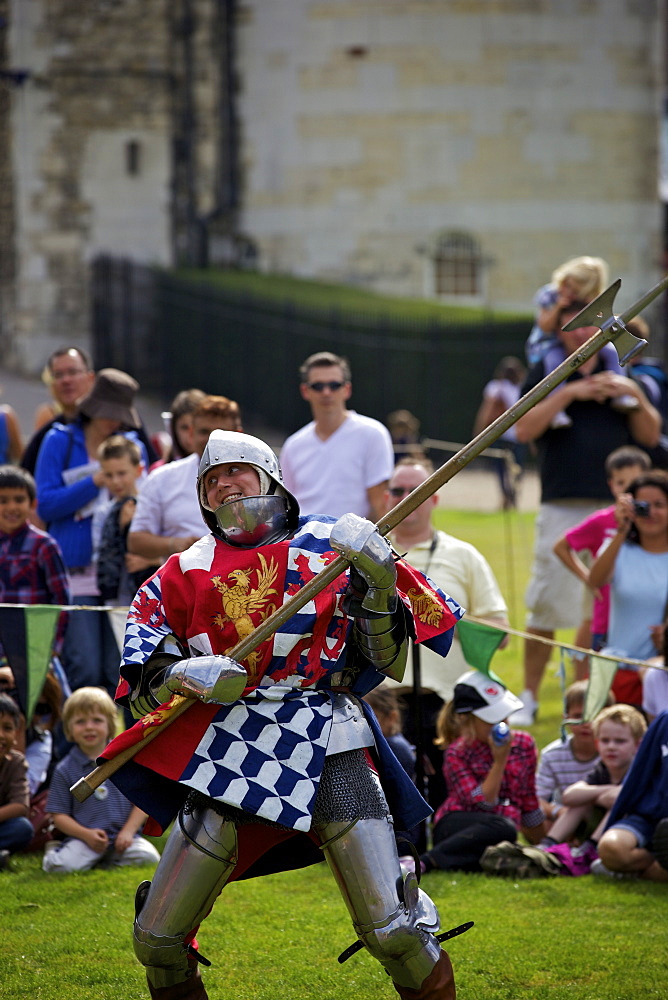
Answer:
198 430 300 547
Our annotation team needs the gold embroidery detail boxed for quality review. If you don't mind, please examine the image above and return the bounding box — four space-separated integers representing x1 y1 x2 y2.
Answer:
211 554 279 681
406 586 443 627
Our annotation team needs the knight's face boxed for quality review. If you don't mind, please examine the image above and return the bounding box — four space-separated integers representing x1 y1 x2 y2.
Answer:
204 462 261 510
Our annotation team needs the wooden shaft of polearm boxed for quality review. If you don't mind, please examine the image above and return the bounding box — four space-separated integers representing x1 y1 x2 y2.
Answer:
71 276 668 802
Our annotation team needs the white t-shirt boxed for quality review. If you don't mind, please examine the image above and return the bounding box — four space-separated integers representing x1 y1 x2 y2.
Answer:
129 452 206 539
396 530 507 701
280 411 394 518
642 665 668 719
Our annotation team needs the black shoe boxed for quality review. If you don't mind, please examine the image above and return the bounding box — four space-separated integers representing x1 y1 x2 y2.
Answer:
651 817 668 871
0 850 11 871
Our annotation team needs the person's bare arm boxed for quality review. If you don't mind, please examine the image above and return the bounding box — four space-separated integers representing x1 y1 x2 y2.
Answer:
51 812 109 853
553 536 591 587
366 481 389 523
114 806 149 852
514 378 593 443
127 530 200 561
561 780 605 807
5 407 24 463
0 800 28 822
618 377 661 447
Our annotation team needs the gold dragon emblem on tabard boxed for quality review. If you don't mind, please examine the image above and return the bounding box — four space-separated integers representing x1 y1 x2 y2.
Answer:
405 586 444 627
211 554 279 682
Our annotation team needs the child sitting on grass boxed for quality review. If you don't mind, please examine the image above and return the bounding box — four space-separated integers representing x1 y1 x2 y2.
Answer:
537 681 614 837
542 704 647 872
43 687 160 873
0 693 33 869
594 710 668 881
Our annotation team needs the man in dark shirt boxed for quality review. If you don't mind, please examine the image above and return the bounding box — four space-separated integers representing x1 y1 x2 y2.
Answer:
511 303 661 724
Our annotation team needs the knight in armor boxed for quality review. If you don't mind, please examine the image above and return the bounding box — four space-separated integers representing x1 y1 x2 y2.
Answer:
102 430 464 999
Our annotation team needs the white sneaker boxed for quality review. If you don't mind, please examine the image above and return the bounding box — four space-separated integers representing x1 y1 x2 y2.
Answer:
550 411 572 429
610 394 639 413
509 690 538 726
590 858 637 879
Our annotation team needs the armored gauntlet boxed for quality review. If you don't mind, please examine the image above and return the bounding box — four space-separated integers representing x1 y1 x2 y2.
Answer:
330 513 398 615
330 514 407 681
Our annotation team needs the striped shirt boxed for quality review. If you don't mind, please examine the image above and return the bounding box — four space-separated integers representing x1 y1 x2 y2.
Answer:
536 734 599 805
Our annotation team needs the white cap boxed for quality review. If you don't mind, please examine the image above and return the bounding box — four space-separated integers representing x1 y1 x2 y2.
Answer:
452 670 522 724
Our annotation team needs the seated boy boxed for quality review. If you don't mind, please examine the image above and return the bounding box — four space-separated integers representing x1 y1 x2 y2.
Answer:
95 436 154 605
43 687 160 873
537 681 613 840
545 704 647 868
0 693 33 869
595 710 668 881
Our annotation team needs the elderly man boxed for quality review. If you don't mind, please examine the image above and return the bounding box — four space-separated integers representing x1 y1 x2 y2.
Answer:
384 457 509 806
103 430 463 1000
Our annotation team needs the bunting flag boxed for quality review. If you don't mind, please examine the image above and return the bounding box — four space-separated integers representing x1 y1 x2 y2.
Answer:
0 605 61 719
456 617 505 681
108 606 129 657
582 655 618 722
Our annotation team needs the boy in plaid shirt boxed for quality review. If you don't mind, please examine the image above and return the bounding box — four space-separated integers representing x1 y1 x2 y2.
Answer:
0 466 70 662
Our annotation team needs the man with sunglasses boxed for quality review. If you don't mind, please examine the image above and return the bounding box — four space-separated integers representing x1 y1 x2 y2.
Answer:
281 351 394 522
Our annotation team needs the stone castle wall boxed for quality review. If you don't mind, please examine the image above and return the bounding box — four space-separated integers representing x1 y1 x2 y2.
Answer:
237 0 663 312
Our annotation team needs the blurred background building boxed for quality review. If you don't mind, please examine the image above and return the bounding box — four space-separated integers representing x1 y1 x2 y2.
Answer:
0 0 665 374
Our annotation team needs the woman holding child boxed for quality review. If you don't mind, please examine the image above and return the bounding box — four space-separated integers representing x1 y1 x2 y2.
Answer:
589 470 668 708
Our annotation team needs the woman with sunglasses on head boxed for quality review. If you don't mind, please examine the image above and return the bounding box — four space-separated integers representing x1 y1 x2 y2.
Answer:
589 470 668 709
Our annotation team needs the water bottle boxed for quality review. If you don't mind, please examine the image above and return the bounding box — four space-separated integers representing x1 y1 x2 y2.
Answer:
491 721 510 746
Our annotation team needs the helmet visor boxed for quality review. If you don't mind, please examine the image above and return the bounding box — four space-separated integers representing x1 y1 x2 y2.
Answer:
213 495 290 547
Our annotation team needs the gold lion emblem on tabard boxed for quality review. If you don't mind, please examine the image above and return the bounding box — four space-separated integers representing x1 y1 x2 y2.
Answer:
406 586 444 627
211 554 279 681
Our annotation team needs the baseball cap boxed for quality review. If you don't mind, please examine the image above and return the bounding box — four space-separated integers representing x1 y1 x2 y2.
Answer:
452 670 522 724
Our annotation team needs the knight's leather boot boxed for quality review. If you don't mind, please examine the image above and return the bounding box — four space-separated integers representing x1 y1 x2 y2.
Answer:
392 951 456 1000
146 961 208 1000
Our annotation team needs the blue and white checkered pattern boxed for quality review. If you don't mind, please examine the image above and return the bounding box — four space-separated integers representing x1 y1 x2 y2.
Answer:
179 687 333 830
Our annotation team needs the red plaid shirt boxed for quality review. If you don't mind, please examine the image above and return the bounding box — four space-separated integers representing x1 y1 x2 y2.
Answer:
434 730 543 829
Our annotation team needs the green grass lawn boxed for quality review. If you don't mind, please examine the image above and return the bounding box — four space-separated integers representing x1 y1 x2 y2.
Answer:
3 507 666 999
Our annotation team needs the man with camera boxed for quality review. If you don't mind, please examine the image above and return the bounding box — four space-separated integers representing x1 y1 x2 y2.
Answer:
510 301 661 725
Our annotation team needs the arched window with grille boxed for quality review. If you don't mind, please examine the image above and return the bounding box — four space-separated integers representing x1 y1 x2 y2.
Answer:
422 230 488 303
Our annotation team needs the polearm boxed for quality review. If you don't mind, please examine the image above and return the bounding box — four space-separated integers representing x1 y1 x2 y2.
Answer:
71 275 668 802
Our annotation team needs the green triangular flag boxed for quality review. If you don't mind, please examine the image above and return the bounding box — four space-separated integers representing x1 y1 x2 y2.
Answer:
583 655 618 723
0 605 60 720
25 606 61 721
456 617 505 683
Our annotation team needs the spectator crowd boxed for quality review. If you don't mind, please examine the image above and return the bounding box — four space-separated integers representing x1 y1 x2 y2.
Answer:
2 278 668 902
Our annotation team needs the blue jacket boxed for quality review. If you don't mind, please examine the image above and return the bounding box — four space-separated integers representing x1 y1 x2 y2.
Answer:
35 420 146 569
605 711 668 830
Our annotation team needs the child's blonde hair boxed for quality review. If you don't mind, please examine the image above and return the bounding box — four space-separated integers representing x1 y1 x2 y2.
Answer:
434 700 476 749
551 256 608 301
592 704 647 743
62 686 117 743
